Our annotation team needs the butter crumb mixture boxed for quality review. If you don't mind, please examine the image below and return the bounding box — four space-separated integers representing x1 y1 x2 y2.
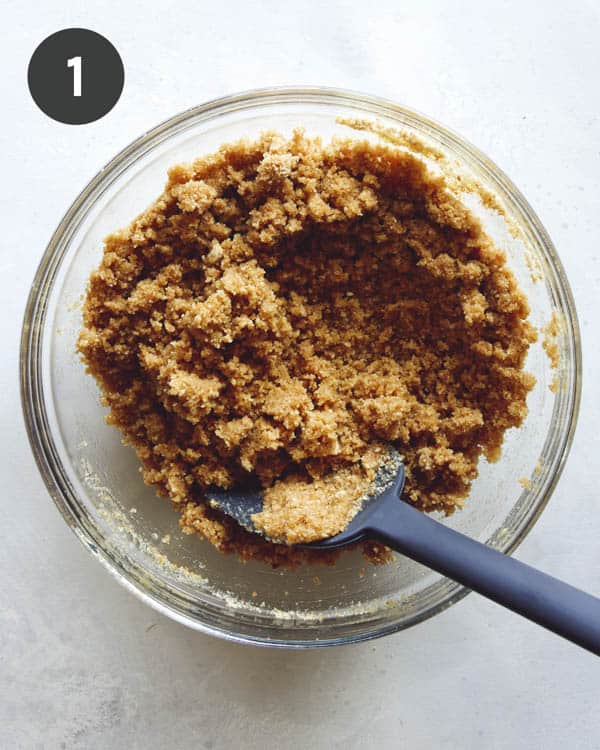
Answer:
254 443 390 545
78 130 536 568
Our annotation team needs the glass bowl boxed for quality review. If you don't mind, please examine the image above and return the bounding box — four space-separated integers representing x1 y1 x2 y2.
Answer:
20 87 581 647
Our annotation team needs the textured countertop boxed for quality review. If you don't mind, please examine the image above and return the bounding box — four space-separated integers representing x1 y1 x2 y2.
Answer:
2 1 600 747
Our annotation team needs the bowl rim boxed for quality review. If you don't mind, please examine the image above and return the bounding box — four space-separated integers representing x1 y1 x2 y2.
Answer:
20 85 582 648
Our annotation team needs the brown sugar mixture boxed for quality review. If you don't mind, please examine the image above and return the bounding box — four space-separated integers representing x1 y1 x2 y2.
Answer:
252 443 397 545
78 129 536 568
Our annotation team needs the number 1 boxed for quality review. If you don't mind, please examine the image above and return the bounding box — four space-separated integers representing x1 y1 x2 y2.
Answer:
67 56 82 97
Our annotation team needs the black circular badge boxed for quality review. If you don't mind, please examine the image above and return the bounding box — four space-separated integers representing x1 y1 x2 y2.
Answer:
28 28 124 125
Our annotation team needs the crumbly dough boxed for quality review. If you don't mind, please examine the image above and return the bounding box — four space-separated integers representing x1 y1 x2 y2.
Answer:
78 129 536 568
254 443 394 544
542 311 561 393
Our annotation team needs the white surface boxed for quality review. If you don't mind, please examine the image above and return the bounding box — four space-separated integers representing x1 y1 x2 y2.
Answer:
2 1 600 747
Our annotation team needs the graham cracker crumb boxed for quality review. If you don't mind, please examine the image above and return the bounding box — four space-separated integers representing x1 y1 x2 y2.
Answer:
542 311 562 392
525 250 543 284
254 443 389 544
78 129 535 568
542 311 561 370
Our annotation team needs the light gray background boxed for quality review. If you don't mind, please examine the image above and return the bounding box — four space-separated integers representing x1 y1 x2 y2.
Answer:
3 1 600 747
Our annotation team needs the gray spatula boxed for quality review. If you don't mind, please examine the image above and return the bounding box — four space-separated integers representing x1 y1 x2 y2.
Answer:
207 448 600 655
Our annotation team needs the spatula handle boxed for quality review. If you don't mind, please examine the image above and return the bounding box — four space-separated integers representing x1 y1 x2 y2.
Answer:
369 498 600 656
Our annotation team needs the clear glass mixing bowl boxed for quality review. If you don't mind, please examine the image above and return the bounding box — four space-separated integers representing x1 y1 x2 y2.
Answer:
20 87 581 647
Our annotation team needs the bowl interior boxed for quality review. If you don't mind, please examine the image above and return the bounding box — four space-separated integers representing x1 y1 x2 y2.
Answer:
28 91 578 645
